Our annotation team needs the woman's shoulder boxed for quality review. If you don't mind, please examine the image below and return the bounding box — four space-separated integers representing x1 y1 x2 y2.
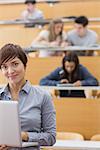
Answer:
78 64 87 71
38 30 49 38
62 31 66 35
39 30 49 35
0 85 7 94
21 9 28 16
51 67 64 75
36 9 43 15
56 67 64 72
62 31 67 40
0 87 3 95
30 83 51 96
31 85 53 102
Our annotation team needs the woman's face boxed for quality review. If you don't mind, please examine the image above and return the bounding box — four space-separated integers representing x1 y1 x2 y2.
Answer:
64 61 76 74
54 23 63 35
1 57 26 85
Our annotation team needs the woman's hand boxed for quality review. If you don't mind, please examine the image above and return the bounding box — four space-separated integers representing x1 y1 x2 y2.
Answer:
73 80 82 86
0 145 9 150
21 132 29 142
60 79 69 84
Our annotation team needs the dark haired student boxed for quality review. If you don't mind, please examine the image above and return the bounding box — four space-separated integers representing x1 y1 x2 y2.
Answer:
40 52 98 97
66 16 98 55
0 43 56 150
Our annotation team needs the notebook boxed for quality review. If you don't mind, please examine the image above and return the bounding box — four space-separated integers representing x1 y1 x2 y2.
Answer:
0 100 38 148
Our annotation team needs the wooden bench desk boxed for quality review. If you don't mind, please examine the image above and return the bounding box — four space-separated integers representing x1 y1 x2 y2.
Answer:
54 98 100 140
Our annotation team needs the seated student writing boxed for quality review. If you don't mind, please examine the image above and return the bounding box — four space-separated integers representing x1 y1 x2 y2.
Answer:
0 43 56 150
40 52 98 97
31 18 68 57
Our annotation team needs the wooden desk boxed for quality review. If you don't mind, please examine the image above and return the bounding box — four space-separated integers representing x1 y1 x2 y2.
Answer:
0 25 41 47
54 98 100 140
25 45 100 52
42 140 100 150
37 85 100 91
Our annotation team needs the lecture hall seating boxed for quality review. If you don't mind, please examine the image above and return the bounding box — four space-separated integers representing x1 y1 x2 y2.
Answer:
25 56 100 84
0 24 100 47
0 1 100 47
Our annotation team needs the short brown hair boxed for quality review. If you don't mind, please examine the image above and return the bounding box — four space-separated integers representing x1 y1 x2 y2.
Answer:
0 43 28 69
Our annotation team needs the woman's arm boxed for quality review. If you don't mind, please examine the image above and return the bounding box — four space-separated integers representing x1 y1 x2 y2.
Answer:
40 68 62 86
80 65 99 86
25 93 56 146
31 30 50 46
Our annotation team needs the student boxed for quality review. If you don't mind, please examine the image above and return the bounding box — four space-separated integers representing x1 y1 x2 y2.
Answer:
67 16 98 55
0 43 56 150
40 52 98 97
32 18 68 57
21 0 44 20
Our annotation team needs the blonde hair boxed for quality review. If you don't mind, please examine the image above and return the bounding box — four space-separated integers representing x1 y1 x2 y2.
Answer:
48 18 64 42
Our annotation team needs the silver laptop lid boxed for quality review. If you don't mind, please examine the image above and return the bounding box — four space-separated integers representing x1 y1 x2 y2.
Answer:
0 100 22 147
0 100 39 148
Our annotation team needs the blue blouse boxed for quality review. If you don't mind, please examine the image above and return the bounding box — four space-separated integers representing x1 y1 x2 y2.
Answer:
0 81 56 149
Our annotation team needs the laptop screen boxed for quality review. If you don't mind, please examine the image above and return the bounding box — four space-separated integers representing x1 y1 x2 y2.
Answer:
0 100 22 147
0 100 39 148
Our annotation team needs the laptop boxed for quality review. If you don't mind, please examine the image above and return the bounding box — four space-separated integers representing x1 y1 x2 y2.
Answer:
0 100 38 148
57 83 73 87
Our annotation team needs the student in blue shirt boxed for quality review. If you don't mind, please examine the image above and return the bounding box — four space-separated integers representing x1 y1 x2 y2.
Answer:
0 43 56 150
40 52 98 97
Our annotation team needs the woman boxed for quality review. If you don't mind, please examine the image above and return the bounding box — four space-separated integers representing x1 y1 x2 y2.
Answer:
40 52 98 97
0 43 56 150
32 18 68 57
